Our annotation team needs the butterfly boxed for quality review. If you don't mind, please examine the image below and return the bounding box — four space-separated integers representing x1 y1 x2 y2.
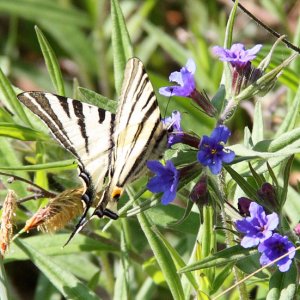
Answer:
17 57 167 240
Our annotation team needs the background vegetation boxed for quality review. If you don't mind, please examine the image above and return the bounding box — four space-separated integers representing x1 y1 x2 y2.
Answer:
0 0 299 299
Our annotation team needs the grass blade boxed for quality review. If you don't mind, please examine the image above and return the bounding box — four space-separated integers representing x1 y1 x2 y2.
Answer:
35 26 65 96
111 0 133 93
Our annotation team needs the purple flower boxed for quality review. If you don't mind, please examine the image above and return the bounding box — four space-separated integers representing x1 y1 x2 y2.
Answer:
159 59 196 97
258 233 295 272
162 111 183 147
212 43 262 68
197 125 235 174
147 160 179 205
235 202 279 248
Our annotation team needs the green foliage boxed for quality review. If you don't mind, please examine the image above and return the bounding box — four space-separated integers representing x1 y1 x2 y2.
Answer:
0 0 299 299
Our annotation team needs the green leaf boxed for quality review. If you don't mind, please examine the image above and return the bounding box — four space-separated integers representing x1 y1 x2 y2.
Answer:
35 26 65 96
248 162 265 187
131 187 184 300
78 87 117 113
13 238 99 300
0 0 91 28
0 137 29 196
138 215 185 300
179 245 258 273
220 0 238 93
266 263 297 300
0 67 31 126
276 81 300 137
6 234 119 262
0 159 77 172
252 101 264 144
143 21 192 66
224 165 259 201
0 122 48 141
38 20 98 81
211 262 235 294
279 156 294 209
211 85 226 116
152 226 198 291
111 0 133 93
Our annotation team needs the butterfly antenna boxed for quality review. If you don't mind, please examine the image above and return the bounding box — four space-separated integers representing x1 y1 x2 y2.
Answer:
63 207 89 247
233 0 300 54
163 96 172 119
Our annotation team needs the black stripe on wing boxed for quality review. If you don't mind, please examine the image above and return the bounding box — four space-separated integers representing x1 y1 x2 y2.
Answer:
112 58 167 187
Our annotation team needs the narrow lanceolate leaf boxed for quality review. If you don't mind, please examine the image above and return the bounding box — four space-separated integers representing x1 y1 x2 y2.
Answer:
0 159 77 171
266 263 297 300
136 213 185 300
224 165 259 201
143 21 191 66
276 82 300 137
0 68 31 126
152 226 198 291
220 0 238 92
35 26 65 96
111 0 133 93
179 245 258 273
0 123 48 141
252 101 264 144
78 87 117 113
7 234 119 262
279 156 294 209
13 238 99 300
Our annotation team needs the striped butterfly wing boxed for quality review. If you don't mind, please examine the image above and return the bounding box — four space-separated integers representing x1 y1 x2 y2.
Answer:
17 92 115 209
92 58 167 217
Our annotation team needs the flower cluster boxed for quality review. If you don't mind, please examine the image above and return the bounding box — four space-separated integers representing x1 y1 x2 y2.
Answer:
235 202 295 272
145 43 273 209
212 43 263 94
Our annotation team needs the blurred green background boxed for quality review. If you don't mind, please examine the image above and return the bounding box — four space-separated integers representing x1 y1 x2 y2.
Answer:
0 0 299 299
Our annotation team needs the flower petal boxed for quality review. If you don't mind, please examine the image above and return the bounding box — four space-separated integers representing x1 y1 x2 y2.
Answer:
221 149 235 163
209 159 222 175
185 58 196 74
159 86 174 97
241 235 260 248
210 125 231 143
147 160 165 173
161 188 176 205
169 71 184 86
147 176 164 193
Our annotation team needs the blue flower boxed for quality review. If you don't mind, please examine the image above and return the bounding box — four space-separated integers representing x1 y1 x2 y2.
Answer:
197 125 235 174
235 202 279 248
159 59 196 97
258 233 295 272
212 43 262 68
162 111 183 147
147 160 179 205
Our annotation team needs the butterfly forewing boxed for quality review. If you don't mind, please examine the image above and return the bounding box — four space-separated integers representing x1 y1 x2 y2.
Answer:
93 58 167 216
17 92 114 205
112 58 167 186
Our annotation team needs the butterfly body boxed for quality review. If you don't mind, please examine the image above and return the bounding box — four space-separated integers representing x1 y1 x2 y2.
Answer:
17 58 167 234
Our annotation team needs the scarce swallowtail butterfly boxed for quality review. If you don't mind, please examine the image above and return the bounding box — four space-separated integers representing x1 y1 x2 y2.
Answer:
17 58 167 241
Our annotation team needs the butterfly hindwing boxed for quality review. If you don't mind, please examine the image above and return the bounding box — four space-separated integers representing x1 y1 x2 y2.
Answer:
17 91 115 207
